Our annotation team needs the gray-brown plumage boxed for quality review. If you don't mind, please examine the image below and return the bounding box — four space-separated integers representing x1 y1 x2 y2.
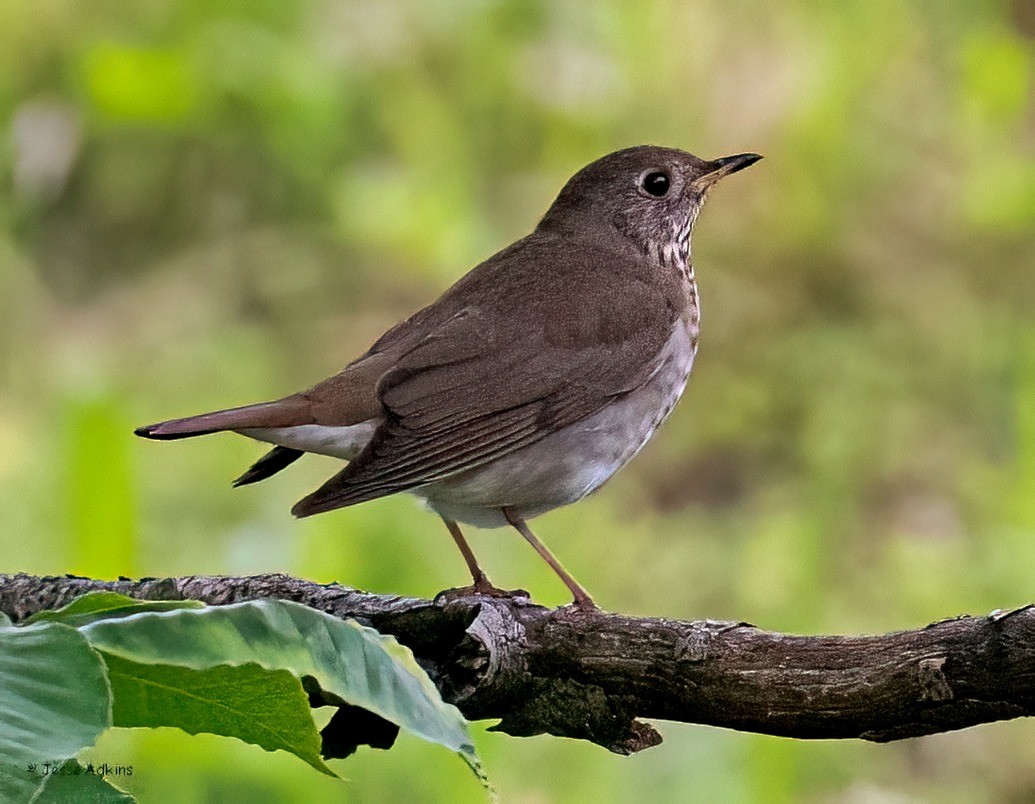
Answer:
136 145 761 607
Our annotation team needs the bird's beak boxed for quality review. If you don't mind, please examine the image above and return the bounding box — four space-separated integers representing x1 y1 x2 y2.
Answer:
692 153 763 191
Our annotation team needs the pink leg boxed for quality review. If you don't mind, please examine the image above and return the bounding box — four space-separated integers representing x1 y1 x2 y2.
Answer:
502 507 597 609
442 517 495 594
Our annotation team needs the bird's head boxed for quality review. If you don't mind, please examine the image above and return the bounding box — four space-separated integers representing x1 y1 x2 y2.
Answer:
538 145 761 269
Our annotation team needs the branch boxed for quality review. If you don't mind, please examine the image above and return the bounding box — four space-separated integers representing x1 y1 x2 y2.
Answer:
2 572 1033 754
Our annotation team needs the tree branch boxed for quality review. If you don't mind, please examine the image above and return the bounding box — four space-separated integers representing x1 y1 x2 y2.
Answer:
2 572 1033 753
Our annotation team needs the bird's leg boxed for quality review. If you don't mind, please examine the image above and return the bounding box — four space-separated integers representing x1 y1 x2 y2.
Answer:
502 507 597 609
442 517 498 595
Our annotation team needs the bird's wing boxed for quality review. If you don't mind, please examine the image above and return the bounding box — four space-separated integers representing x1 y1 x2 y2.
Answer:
292 249 680 516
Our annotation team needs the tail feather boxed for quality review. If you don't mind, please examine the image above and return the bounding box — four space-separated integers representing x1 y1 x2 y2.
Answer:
134 397 311 440
233 446 304 487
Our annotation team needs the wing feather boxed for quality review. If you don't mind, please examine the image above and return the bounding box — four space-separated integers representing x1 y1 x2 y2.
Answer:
292 240 680 517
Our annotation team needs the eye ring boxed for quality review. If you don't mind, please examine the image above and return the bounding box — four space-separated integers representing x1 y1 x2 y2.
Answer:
641 170 670 197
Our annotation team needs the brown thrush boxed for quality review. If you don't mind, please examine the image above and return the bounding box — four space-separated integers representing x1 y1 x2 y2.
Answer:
136 145 761 608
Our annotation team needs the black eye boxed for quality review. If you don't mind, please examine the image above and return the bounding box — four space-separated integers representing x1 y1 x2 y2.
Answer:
642 171 670 197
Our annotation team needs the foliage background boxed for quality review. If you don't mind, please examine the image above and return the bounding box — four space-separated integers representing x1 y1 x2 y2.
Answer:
1 0 1033 800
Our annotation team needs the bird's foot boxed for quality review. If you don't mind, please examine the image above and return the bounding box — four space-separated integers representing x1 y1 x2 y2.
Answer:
566 594 600 612
434 581 531 604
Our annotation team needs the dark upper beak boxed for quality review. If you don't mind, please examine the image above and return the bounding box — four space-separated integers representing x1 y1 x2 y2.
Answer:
692 152 763 191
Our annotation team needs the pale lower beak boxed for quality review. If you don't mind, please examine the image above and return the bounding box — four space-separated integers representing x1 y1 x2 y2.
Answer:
692 153 763 191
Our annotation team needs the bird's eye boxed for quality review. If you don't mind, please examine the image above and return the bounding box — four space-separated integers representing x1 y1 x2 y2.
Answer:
642 171 670 197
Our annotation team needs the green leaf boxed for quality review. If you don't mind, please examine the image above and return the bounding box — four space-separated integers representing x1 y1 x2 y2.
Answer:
25 591 203 628
0 622 111 802
101 652 333 776
80 601 483 778
33 760 134 803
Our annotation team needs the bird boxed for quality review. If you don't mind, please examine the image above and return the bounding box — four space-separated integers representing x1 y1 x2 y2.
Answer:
136 145 761 608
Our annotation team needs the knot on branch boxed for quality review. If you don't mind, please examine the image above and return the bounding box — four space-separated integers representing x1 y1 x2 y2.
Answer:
917 656 953 702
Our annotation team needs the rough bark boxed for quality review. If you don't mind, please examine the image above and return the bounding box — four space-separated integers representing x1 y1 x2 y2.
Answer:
2 572 1033 754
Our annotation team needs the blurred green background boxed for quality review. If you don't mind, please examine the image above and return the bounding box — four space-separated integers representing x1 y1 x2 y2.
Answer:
2 0 1034 800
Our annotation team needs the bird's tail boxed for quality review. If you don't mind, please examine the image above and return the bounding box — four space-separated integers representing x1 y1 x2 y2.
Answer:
233 446 304 486
134 397 310 440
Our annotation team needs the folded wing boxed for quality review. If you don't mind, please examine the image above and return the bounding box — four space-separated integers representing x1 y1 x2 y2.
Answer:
292 251 676 516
